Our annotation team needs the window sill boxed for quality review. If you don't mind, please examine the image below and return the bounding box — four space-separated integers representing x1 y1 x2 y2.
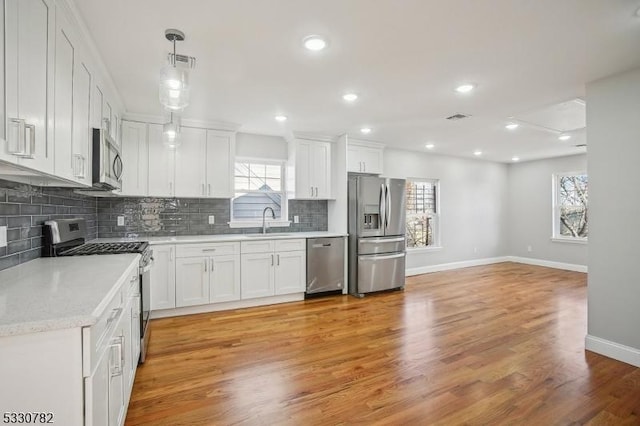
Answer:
228 220 292 229
407 246 443 253
551 237 588 245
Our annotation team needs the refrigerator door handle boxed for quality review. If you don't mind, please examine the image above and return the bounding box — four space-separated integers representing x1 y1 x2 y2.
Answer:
359 252 406 261
379 183 386 230
385 184 391 230
359 237 405 244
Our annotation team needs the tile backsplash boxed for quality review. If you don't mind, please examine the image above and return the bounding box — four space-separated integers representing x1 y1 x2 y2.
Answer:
0 178 328 272
97 198 327 238
0 179 98 271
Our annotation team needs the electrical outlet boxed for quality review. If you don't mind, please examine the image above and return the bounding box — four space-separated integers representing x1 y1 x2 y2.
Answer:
527 245 533 252
293 215 299 224
208 215 215 225
0 226 6 248
117 216 125 227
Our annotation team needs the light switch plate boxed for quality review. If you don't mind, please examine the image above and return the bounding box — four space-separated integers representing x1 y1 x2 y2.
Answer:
293 215 299 224
117 216 125 227
0 226 6 248
208 215 215 225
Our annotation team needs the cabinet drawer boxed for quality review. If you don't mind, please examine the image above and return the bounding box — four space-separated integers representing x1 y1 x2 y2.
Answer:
275 239 306 252
176 242 239 258
241 240 275 254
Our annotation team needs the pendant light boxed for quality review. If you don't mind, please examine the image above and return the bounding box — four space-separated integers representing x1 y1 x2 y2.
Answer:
159 29 191 111
163 113 182 148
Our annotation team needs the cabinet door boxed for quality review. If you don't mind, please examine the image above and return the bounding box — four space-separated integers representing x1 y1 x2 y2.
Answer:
274 250 306 295
108 320 127 426
176 257 210 307
92 85 104 129
295 140 313 198
84 345 110 426
150 245 176 310
73 61 92 183
312 142 331 198
205 130 234 198
129 295 140 387
347 145 362 173
360 146 383 174
53 18 74 181
240 253 274 299
175 127 206 197
121 121 148 196
4 0 54 172
210 254 240 303
148 124 175 197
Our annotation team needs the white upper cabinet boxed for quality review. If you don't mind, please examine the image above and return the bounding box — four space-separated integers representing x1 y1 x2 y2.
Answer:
54 9 91 185
206 130 234 198
2 0 55 173
148 123 176 197
174 127 207 197
289 138 332 200
347 139 384 175
120 121 149 196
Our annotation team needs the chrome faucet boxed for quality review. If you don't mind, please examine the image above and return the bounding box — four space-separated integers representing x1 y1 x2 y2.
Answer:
262 207 275 234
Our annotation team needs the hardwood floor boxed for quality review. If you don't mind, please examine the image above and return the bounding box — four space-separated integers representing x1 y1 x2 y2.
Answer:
126 262 640 425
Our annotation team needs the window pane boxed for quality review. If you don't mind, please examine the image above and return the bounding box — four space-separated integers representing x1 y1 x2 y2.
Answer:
405 180 437 247
557 174 588 238
232 192 282 220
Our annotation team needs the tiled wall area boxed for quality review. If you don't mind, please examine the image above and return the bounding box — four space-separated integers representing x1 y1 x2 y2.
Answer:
97 198 327 238
0 179 97 271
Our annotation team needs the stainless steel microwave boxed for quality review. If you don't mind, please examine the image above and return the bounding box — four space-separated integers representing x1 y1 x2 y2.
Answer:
92 128 122 191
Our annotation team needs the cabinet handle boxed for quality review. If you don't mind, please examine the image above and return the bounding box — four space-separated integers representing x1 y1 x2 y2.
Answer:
73 154 83 178
106 307 123 326
363 162 366 172
169 247 173 261
7 118 26 155
208 184 211 196
202 183 205 195
271 254 274 266
315 187 318 197
169 182 173 195
277 254 280 265
202 248 217 252
210 258 214 271
204 259 207 272
109 336 125 377
310 186 313 197
25 124 36 158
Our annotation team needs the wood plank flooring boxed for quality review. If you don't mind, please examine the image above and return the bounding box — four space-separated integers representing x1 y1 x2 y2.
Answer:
125 262 640 425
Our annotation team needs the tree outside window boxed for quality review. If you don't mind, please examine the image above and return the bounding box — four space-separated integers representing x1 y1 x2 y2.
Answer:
553 173 588 239
405 180 439 248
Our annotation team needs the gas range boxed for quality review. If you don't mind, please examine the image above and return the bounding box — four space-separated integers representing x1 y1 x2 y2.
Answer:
43 218 153 363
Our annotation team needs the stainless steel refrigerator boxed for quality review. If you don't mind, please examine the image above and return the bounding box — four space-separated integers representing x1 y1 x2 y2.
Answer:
348 175 406 297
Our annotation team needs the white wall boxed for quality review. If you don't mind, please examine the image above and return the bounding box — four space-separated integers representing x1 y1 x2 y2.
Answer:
384 149 509 272
585 67 640 366
507 154 588 267
236 132 287 160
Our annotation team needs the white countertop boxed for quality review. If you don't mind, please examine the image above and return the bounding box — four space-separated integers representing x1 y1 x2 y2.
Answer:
0 254 140 337
92 231 347 245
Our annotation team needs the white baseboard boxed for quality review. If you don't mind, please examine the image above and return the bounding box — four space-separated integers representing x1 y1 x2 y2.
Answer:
151 293 305 319
405 256 510 276
506 256 587 273
585 334 640 368
405 255 587 276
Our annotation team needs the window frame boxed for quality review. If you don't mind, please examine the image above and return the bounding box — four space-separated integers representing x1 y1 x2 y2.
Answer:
551 171 588 243
229 158 290 228
405 178 441 251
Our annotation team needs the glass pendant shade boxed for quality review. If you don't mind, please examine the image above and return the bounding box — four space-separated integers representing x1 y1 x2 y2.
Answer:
163 114 182 148
159 65 190 111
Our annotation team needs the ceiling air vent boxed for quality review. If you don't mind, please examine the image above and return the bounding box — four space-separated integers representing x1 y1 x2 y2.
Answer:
446 113 471 121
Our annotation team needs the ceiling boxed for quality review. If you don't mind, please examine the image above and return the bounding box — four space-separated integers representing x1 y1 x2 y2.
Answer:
74 0 640 163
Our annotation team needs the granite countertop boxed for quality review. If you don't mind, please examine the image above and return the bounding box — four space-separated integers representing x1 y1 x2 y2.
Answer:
91 231 348 245
0 254 140 337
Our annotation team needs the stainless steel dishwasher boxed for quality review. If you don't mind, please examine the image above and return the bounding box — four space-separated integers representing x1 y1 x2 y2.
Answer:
306 237 345 296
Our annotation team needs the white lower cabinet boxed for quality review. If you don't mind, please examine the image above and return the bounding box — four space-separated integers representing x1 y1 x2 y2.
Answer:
175 242 241 308
241 239 306 299
150 245 176 310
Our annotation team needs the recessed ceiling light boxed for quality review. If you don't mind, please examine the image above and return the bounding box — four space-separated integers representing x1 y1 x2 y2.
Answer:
455 84 475 93
303 35 327 51
360 127 371 134
274 115 288 122
512 156 520 162
558 134 571 141
425 143 435 150
473 150 482 156
505 123 519 130
343 93 358 102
